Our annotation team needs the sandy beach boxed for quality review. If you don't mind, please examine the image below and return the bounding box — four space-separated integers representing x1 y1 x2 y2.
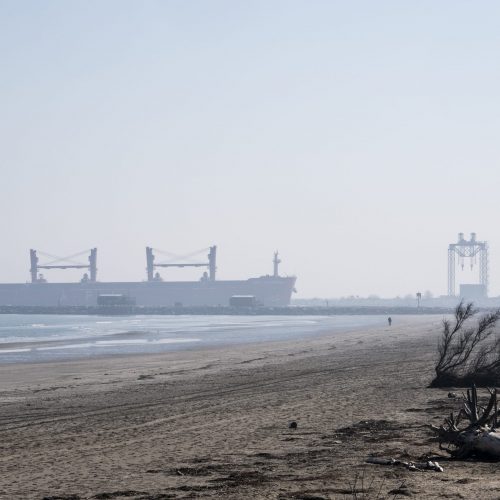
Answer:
0 315 496 499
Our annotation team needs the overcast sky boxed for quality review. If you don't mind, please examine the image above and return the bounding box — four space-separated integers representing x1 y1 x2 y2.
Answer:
1 1 500 298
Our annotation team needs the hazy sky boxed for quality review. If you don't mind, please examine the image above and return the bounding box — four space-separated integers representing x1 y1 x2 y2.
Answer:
1 1 500 298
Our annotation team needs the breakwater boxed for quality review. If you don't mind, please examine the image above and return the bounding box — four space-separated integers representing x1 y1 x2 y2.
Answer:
0 305 454 316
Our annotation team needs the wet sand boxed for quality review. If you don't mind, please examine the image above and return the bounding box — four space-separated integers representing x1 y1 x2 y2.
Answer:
0 315 496 499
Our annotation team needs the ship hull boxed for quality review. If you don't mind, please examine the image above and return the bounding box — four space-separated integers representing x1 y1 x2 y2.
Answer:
0 277 296 307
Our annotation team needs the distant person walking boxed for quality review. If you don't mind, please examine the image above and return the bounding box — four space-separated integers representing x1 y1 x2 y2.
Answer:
388 317 392 326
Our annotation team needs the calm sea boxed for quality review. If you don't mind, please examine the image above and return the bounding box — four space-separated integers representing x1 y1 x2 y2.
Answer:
0 314 385 364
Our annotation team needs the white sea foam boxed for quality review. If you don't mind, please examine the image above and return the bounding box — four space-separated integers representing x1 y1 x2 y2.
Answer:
151 338 200 344
36 343 94 351
95 338 200 346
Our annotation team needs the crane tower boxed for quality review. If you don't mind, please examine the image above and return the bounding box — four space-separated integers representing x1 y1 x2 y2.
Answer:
447 233 488 297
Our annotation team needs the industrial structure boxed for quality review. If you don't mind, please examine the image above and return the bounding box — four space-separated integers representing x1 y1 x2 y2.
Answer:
0 247 296 307
448 233 488 298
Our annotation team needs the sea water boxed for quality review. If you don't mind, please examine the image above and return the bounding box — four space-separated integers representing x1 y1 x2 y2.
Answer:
0 314 385 364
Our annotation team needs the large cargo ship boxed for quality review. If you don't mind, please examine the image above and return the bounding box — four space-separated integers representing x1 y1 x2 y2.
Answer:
0 247 296 307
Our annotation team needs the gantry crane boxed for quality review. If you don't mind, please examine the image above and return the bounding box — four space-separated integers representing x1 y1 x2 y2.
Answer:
447 233 488 297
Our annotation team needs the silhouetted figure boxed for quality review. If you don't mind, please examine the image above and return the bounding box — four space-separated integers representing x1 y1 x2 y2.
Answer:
388 317 392 326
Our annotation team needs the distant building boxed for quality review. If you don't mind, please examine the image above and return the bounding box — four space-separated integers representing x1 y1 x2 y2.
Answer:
229 295 257 307
459 284 487 301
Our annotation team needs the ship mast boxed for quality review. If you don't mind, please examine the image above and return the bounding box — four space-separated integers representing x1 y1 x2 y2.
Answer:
273 251 281 277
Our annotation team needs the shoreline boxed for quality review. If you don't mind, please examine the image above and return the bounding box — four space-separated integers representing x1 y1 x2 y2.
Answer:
0 316 426 385
0 314 397 365
0 315 434 366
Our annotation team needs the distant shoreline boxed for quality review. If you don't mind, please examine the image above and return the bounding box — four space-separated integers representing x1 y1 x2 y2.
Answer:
0 304 457 316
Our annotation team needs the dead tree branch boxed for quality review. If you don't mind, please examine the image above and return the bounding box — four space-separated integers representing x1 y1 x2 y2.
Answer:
431 302 500 387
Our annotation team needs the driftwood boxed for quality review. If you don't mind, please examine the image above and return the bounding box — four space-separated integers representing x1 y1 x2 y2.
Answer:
431 385 500 458
366 457 443 472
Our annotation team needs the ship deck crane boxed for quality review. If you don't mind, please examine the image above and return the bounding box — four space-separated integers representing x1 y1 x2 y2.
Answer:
146 246 216 282
30 248 97 283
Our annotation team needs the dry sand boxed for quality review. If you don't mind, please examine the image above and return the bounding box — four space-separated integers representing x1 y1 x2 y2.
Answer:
0 315 496 499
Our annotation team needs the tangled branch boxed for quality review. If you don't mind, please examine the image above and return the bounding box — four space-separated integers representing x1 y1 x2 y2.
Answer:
431 302 500 387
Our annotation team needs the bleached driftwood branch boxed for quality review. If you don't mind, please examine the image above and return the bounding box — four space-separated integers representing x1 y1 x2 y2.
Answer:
366 457 443 472
431 385 500 458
